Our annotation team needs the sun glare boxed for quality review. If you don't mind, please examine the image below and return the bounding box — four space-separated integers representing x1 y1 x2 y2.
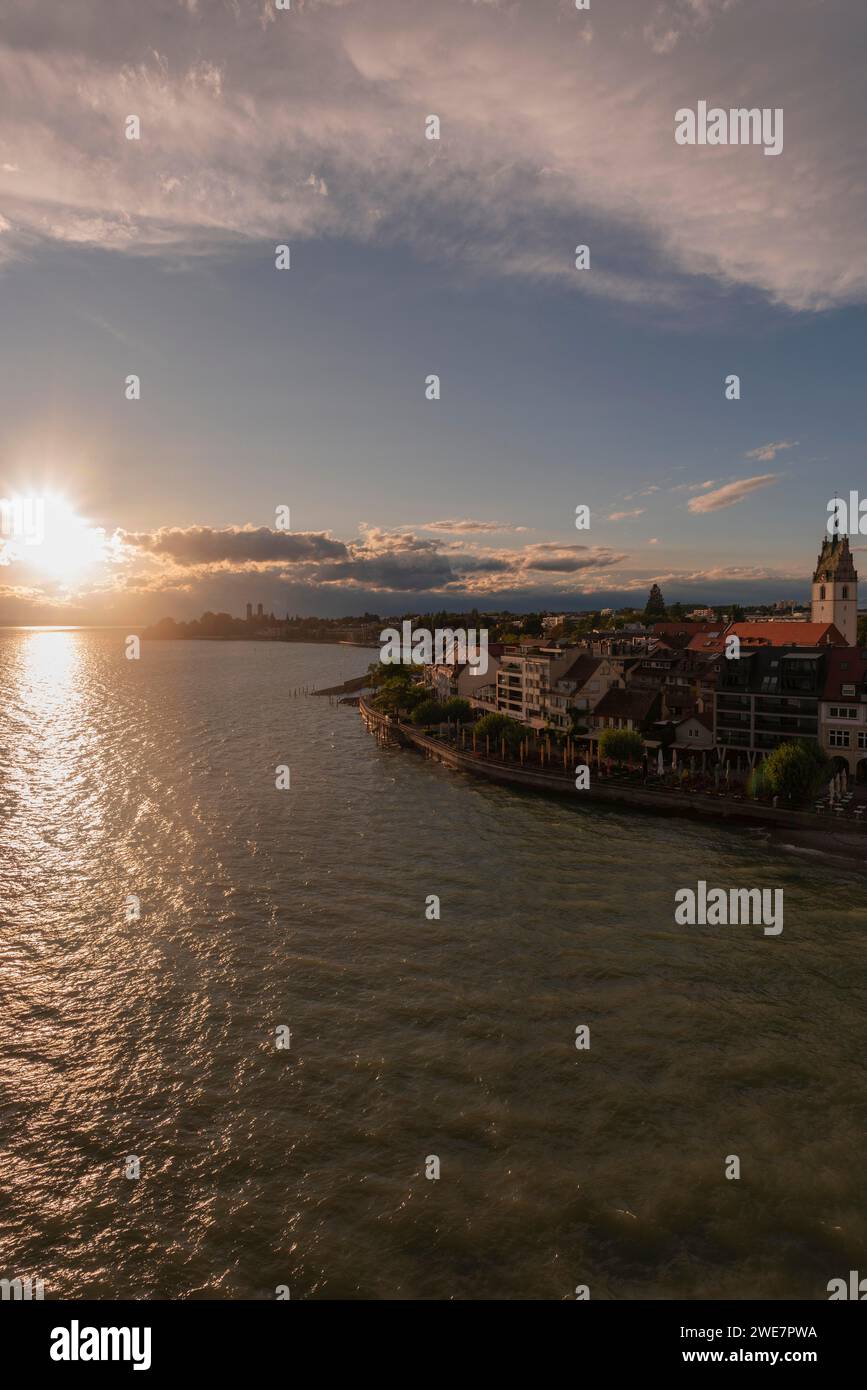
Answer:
9 492 106 586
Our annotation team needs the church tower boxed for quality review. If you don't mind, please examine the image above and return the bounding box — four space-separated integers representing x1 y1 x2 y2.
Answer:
811 534 858 644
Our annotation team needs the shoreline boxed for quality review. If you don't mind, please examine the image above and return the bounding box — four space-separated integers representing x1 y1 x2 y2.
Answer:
359 700 867 871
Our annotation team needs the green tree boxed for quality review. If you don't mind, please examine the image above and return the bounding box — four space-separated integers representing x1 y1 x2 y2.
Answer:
599 728 644 765
442 697 472 723
473 712 524 752
857 613 867 647
411 698 445 726
760 739 829 805
374 675 424 717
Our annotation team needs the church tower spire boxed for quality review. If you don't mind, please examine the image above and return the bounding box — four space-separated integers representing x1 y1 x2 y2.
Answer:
811 534 858 643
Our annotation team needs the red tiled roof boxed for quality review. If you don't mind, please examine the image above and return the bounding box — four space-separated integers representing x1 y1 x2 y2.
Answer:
729 621 845 647
687 630 727 653
688 622 844 654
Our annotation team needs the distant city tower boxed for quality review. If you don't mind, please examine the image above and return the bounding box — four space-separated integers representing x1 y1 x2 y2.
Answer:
812 534 857 644
246 602 253 622
257 603 264 620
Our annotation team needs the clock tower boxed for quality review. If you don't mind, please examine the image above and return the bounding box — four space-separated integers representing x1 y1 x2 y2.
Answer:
811 533 858 644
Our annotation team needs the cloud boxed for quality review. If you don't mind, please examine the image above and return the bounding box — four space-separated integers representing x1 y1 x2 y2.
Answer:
744 440 799 461
121 525 347 564
608 508 646 521
415 518 529 533
111 522 631 598
0 0 864 309
687 473 779 513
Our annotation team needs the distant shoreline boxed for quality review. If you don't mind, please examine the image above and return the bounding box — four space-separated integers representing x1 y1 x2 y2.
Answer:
142 635 380 647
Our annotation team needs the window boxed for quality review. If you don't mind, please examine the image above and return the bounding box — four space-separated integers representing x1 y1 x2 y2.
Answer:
829 706 859 720
842 684 856 697
819 585 826 600
829 729 851 747
859 732 867 750
843 586 849 599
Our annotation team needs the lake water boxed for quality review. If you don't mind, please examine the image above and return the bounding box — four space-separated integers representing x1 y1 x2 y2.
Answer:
1 629 864 1300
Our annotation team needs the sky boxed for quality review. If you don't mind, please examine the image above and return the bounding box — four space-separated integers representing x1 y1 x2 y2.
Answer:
1 0 866 622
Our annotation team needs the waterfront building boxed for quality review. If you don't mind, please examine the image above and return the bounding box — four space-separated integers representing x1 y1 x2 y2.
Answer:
588 686 662 736
818 646 867 780
545 654 624 731
672 711 715 752
494 645 580 727
426 648 503 705
714 645 828 767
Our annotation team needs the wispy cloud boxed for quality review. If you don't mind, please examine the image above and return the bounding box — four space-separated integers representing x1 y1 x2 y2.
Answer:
608 509 646 521
0 0 864 309
414 518 529 534
744 440 799 462
687 474 780 513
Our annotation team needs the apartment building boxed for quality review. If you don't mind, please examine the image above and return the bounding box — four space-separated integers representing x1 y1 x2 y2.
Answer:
819 646 867 778
714 646 828 766
545 655 624 731
495 646 581 728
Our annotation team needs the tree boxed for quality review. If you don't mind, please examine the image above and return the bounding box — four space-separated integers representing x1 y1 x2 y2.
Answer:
760 739 829 805
473 712 524 752
643 583 666 620
599 727 644 765
567 706 589 735
373 675 424 717
411 698 445 726
442 697 472 723
731 604 746 623
858 613 867 647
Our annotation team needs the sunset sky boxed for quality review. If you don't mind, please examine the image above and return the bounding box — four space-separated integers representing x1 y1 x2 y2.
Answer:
1 0 865 621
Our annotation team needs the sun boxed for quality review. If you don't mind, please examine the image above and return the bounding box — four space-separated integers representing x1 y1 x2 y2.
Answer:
11 492 106 586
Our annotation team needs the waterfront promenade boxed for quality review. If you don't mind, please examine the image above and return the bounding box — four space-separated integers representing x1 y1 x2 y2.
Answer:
359 699 867 867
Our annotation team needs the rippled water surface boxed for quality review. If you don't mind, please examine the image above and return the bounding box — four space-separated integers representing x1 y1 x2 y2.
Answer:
1 629 865 1300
